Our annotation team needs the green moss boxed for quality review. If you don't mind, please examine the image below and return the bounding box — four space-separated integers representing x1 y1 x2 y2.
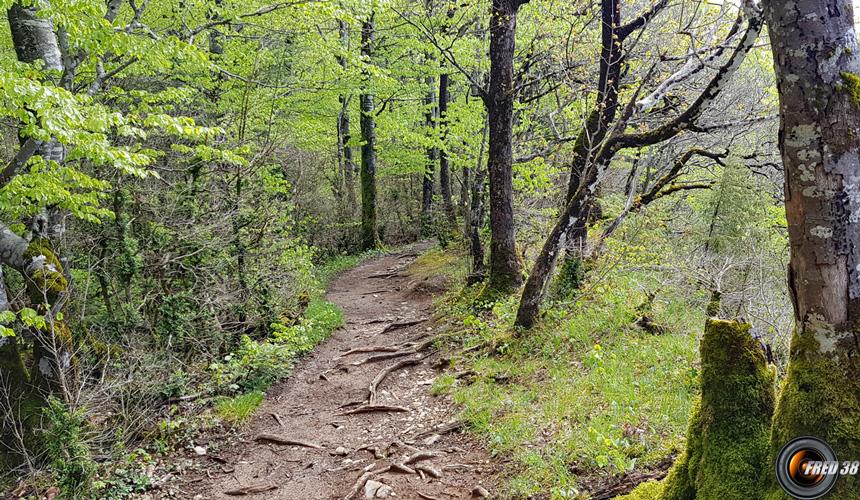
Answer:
840 72 860 107
766 327 860 499
617 479 666 500
23 237 68 303
658 319 775 500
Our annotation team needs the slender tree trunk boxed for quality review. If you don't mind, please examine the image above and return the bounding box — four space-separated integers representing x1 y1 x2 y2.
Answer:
484 0 528 294
421 73 437 236
762 1 860 496
359 15 379 250
469 119 489 278
439 72 455 227
337 20 357 215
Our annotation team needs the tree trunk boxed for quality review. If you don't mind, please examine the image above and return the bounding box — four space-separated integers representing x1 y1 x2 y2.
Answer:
762 1 860 496
484 0 528 294
624 319 775 500
469 120 489 278
337 20 357 215
421 73 437 237
359 15 379 250
439 72 455 227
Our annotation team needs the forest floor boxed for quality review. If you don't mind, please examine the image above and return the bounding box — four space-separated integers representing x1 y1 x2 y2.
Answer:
161 242 500 499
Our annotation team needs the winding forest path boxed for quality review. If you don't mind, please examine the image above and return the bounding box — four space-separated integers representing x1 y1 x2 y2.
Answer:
177 243 499 499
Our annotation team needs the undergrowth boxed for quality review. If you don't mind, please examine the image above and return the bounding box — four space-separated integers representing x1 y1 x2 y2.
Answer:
421 243 704 498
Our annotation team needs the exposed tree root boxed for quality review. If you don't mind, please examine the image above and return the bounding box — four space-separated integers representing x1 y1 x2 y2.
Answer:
368 357 421 404
254 434 324 449
343 465 392 500
410 420 465 440
381 317 429 333
338 404 410 415
336 346 400 360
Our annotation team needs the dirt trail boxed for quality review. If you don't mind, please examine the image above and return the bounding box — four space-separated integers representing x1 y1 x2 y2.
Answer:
172 243 499 499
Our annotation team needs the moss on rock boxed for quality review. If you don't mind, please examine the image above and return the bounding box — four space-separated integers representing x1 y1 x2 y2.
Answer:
622 319 776 500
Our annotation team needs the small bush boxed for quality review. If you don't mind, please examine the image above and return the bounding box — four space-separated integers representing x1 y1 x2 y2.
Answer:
43 398 97 496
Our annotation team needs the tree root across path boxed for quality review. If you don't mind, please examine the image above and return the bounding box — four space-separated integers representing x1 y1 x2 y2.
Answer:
169 244 498 499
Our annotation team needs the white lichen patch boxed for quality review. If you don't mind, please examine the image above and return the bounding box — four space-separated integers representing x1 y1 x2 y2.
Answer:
38 356 53 377
810 226 834 238
785 125 819 148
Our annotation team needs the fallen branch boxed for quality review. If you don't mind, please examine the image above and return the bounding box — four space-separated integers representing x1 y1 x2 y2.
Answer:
224 483 278 496
254 434 324 449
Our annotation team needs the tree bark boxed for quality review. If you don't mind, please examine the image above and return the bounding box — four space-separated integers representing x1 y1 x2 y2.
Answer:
762 1 860 496
484 0 528 294
359 15 379 250
439 72 455 227
469 120 489 277
421 73 437 236
337 20 357 215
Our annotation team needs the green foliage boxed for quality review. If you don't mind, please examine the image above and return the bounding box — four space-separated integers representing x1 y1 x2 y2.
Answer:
209 299 344 392
42 398 97 497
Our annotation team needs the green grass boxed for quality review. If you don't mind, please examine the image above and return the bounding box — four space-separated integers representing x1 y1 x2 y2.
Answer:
216 391 265 425
421 244 706 498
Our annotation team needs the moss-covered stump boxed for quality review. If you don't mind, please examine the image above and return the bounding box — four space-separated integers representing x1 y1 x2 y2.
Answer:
619 319 775 500
765 327 860 499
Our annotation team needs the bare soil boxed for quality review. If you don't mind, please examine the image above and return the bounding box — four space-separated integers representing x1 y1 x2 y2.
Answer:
164 243 500 499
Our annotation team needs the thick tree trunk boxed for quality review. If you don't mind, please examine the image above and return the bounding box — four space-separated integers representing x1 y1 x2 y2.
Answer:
621 319 775 500
359 15 379 250
762 1 860 496
484 0 528 294
439 72 455 227
421 73 437 236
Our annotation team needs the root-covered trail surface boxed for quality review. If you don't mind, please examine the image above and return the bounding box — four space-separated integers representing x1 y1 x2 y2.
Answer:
175 244 499 499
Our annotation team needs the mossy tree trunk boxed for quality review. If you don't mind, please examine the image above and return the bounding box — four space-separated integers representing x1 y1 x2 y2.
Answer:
762 1 860 496
619 318 775 500
661 320 775 500
359 13 380 251
439 71 456 228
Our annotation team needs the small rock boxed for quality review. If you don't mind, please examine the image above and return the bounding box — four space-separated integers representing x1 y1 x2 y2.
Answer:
423 434 441 445
333 446 349 456
365 480 395 498
472 486 491 497
193 446 207 456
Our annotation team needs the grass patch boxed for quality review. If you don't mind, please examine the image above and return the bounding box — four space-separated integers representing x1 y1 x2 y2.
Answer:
421 244 706 498
216 391 265 425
